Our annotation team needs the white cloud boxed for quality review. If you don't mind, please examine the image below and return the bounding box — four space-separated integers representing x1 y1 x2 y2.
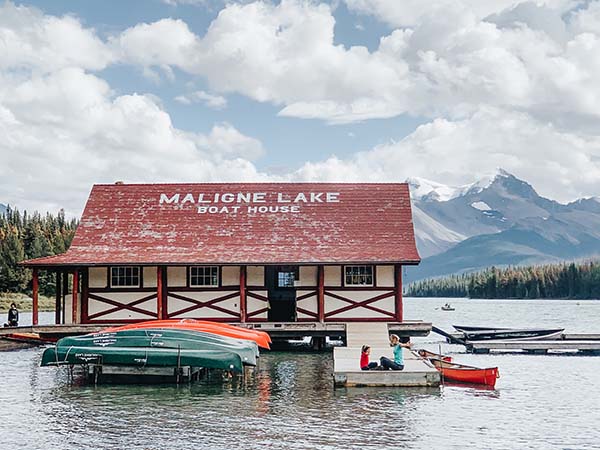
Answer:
2 0 600 215
111 0 600 126
175 90 228 109
290 107 600 203
0 2 114 72
343 0 578 27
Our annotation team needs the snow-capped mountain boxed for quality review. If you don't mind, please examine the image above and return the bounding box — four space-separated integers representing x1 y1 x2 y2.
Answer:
406 170 600 281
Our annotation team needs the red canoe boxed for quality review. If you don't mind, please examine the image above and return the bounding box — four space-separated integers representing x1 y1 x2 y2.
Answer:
430 358 499 388
103 319 271 349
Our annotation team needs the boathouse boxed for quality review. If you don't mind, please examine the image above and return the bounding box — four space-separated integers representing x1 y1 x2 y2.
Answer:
21 183 420 326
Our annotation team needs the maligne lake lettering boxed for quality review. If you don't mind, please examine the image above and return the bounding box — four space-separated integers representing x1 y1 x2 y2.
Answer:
159 192 341 215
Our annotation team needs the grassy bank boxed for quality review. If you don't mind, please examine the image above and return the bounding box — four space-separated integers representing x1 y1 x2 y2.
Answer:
0 293 55 312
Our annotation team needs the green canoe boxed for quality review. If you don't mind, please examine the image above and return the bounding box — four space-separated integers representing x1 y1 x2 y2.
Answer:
41 345 243 372
51 328 258 366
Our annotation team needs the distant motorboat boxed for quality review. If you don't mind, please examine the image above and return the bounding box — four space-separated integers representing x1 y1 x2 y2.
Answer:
441 303 455 311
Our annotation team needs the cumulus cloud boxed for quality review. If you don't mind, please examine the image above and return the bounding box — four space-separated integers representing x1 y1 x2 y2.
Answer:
291 107 600 203
2 0 600 215
110 0 600 126
0 2 114 72
0 3 267 215
175 90 228 109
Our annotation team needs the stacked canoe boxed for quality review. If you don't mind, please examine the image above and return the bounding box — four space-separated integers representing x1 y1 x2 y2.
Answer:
41 319 271 374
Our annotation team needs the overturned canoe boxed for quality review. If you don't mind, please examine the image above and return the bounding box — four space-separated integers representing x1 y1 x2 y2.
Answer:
430 358 499 387
461 328 564 341
104 320 271 349
54 328 258 366
41 345 243 372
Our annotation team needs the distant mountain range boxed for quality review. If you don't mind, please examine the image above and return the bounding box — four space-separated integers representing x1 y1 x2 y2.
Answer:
406 169 600 281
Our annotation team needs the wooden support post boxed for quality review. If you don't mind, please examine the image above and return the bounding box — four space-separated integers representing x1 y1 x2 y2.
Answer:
239 266 247 323
55 271 62 324
72 269 79 324
32 268 39 326
62 271 68 324
157 266 164 319
394 264 403 322
317 265 325 323
81 268 89 323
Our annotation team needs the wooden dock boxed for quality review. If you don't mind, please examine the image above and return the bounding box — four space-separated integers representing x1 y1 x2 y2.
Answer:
333 323 440 387
443 331 600 354
0 321 432 343
470 340 600 354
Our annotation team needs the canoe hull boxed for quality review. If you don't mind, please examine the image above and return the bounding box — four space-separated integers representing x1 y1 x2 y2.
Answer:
41 345 243 372
103 320 271 349
56 328 258 366
462 328 564 341
430 359 499 387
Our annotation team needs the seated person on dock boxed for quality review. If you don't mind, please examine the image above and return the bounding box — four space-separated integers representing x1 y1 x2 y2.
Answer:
380 334 411 371
360 345 379 370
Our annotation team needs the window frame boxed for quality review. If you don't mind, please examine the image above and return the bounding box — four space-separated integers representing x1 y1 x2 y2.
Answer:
189 265 220 288
343 265 374 287
109 266 141 288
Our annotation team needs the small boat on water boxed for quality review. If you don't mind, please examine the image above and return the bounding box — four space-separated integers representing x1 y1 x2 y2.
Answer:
416 349 452 362
429 358 499 387
453 326 564 341
441 303 455 311
103 319 272 349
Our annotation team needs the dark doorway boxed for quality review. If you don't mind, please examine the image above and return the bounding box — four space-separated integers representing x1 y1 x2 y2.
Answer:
266 265 298 321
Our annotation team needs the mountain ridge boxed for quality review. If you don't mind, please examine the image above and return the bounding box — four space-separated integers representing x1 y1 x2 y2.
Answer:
406 170 600 281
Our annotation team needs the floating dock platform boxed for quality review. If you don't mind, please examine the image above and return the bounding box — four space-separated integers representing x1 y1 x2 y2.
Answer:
333 323 440 387
470 339 600 354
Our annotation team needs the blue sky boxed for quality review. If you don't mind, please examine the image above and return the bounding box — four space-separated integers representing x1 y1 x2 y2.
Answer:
1 0 600 214
21 0 424 174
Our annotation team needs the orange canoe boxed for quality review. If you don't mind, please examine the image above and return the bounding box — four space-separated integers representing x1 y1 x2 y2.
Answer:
430 358 499 387
103 320 271 349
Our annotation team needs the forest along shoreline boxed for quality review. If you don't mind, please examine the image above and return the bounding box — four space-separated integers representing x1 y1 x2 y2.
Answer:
406 261 600 299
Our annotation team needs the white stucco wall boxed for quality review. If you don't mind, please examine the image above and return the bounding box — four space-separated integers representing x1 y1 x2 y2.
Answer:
324 265 341 287
222 266 240 286
376 265 395 288
168 291 240 319
299 266 317 287
143 266 157 288
167 266 187 287
324 290 395 319
247 266 265 286
88 267 106 288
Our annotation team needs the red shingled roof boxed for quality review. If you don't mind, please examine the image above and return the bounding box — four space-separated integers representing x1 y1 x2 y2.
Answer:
22 183 420 267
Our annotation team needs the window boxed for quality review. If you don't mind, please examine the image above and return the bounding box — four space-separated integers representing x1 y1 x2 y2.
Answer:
278 271 296 287
344 265 374 286
110 266 140 287
277 266 299 288
190 266 219 287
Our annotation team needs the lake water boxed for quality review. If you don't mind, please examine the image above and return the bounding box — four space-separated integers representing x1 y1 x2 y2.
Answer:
2 298 599 450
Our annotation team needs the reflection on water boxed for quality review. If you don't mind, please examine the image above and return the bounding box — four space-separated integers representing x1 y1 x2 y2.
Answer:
2 299 600 449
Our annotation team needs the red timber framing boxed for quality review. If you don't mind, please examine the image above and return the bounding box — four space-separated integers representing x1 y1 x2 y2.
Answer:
72 269 79 324
157 266 164 320
323 289 396 322
32 268 39 326
55 271 62 324
246 289 269 322
240 266 247 323
317 265 325 322
395 264 403 322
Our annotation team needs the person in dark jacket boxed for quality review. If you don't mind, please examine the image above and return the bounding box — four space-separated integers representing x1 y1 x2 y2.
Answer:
6 303 19 327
